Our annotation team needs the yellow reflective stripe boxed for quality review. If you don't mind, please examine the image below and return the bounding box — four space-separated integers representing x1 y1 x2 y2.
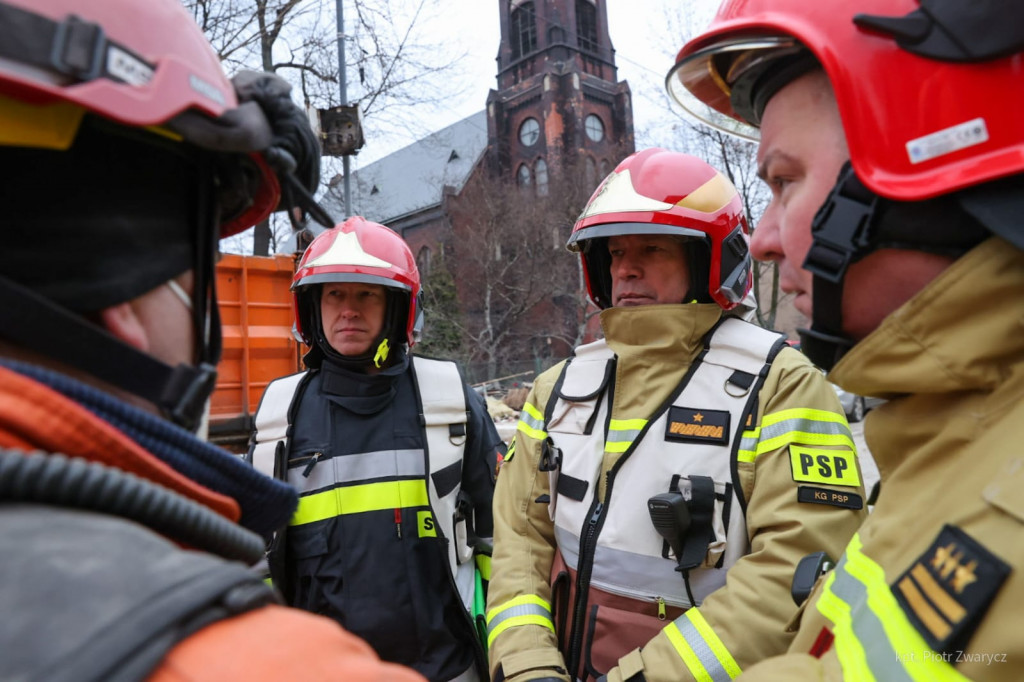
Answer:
486 594 551 624
606 417 648 453
485 595 554 647
522 401 544 421
517 419 547 440
740 408 855 462
476 553 492 581
817 534 972 682
761 407 847 428
686 609 741 679
487 614 555 647
290 479 429 526
737 428 759 463
665 609 740 682
517 401 547 440
610 418 647 430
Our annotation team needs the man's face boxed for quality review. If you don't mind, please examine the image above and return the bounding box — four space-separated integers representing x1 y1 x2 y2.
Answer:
319 281 387 356
752 71 956 341
608 233 691 307
751 70 849 324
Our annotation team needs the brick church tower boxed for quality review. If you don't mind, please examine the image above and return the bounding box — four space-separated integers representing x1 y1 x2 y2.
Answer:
486 0 634 189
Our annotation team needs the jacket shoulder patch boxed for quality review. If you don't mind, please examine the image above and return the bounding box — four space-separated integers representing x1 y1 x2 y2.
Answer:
891 524 1010 657
797 485 863 510
665 406 729 445
789 446 860 487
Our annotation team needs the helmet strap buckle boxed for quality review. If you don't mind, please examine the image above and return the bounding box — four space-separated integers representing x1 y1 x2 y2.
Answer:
162 362 219 432
49 14 106 82
800 163 881 370
803 163 879 284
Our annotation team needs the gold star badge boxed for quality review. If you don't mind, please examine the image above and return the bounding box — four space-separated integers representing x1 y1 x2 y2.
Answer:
952 560 978 594
693 413 704 423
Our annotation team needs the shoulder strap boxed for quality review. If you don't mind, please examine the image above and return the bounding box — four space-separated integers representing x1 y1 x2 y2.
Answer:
0 504 276 682
556 339 615 403
410 357 477 603
248 371 309 479
704 317 786 375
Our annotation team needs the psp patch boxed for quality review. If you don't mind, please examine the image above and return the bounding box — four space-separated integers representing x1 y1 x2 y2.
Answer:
665 407 729 445
790 446 860 488
798 485 863 510
891 524 1010 656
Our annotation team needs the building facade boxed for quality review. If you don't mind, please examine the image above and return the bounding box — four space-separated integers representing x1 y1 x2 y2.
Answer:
321 0 634 381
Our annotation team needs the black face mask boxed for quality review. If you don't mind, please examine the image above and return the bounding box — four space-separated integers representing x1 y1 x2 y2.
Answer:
0 116 224 430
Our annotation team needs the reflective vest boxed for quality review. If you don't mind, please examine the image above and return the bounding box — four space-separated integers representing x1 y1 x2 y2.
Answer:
545 318 782 673
250 357 478 612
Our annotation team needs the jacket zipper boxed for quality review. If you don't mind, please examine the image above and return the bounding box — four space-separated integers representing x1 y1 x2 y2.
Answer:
582 579 691 609
301 451 322 477
567 498 604 677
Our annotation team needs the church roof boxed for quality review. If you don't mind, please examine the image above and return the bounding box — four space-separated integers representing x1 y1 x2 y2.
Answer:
321 110 488 225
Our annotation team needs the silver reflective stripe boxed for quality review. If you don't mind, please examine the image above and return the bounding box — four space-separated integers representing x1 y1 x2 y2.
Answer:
606 427 643 445
829 556 914 682
675 616 734 682
553 526 724 606
287 448 426 492
738 432 758 453
758 415 851 443
487 601 552 635
518 407 546 437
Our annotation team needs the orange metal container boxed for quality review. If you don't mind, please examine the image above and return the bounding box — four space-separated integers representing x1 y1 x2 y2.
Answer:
209 253 303 451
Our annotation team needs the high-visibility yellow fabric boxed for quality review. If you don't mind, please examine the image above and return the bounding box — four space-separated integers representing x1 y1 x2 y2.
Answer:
290 479 429 526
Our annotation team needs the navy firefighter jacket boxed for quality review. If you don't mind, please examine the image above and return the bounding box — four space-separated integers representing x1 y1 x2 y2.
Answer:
280 353 499 682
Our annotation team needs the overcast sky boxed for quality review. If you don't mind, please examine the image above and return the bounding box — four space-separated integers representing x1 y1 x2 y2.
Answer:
352 0 718 167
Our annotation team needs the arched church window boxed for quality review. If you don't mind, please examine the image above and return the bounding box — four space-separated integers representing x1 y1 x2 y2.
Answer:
511 2 537 60
536 158 549 196
518 163 532 187
576 0 598 52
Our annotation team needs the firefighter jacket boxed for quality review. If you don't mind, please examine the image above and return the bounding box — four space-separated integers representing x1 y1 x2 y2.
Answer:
738 236 1024 681
486 303 867 682
0 358 424 682
248 352 501 682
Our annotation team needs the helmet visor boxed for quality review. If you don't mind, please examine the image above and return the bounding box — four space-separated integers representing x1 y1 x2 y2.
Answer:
667 35 803 141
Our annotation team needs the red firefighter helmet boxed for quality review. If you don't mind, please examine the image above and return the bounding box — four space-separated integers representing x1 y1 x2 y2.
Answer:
0 0 280 235
568 148 752 311
293 217 421 349
668 0 1024 202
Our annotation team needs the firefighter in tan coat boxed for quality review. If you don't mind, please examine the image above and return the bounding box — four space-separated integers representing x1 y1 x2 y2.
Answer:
486 149 867 682
670 0 1024 679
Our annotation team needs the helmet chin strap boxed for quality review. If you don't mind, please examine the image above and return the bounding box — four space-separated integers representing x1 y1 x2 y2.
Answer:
0 274 216 431
798 163 878 371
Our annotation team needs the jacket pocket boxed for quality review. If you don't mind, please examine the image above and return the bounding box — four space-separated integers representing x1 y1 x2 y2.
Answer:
285 522 331 613
582 602 669 680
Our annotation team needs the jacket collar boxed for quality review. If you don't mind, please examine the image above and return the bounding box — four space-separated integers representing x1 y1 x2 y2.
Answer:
600 303 723 363
829 237 1024 480
830 237 1024 399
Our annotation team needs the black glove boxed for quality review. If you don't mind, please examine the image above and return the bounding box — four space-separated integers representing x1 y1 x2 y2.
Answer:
230 70 333 227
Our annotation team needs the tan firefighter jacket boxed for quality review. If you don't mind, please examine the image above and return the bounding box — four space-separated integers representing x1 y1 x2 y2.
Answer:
487 303 867 682
738 237 1024 682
